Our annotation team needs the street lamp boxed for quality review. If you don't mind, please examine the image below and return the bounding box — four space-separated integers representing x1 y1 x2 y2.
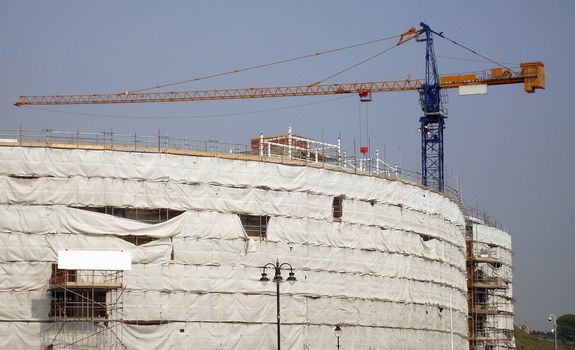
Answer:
334 325 342 349
548 313 557 350
260 259 296 350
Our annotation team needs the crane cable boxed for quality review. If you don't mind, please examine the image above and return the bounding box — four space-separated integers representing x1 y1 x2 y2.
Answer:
432 31 518 74
437 55 518 66
308 27 421 86
126 33 405 94
307 42 402 87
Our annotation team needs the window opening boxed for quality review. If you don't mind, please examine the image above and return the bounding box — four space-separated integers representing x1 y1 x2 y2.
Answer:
421 234 432 242
465 224 473 239
119 235 159 246
332 196 343 222
239 214 269 240
79 207 184 224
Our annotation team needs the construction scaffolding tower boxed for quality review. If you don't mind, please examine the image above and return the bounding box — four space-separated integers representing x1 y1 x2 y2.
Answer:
466 223 514 350
45 264 125 349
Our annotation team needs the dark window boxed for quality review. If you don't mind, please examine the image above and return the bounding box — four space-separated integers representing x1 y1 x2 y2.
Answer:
239 215 269 240
421 234 432 242
8 174 41 179
120 235 158 246
465 224 473 238
79 207 184 224
332 196 343 221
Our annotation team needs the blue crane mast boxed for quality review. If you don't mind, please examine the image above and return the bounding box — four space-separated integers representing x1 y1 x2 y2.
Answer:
417 22 445 193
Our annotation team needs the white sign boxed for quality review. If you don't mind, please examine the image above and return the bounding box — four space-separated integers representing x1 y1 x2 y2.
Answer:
58 250 132 270
459 84 488 96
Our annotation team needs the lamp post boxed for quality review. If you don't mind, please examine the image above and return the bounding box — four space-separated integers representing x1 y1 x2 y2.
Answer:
260 259 296 350
334 325 342 349
548 313 557 350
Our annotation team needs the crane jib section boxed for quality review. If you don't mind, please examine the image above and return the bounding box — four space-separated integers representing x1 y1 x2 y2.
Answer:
15 80 424 106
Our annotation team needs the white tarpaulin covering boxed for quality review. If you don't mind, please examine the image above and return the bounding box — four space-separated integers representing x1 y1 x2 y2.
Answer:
0 147 464 225
0 146 469 349
474 223 512 250
0 176 332 220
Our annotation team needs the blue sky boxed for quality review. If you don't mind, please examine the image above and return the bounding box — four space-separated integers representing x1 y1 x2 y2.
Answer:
1 1 574 331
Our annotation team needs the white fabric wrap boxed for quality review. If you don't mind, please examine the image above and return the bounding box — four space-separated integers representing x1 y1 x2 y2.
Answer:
0 146 470 349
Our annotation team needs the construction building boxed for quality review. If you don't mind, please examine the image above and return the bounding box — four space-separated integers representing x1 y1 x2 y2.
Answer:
0 129 514 349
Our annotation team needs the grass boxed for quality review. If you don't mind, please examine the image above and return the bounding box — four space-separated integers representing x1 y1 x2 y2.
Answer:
515 326 575 350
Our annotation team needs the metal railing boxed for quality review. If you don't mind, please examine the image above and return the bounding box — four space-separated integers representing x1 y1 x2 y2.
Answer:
49 269 123 286
0 128 251 154
465 206 502 229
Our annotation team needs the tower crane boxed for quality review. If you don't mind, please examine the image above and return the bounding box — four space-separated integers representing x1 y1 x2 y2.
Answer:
14 23 545 193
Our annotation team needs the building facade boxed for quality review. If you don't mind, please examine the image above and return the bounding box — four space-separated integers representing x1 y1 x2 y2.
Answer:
0 142 501 349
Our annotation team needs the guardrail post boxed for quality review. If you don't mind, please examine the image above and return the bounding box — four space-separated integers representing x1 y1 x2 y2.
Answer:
287 126 292 159
375 149 380 175
337 137 341 166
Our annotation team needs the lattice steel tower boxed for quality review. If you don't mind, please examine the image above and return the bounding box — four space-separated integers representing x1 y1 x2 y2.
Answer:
418 22 446 193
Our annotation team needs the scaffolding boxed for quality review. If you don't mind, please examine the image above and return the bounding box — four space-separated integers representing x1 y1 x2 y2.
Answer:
466 223 514 350
45 264 125 349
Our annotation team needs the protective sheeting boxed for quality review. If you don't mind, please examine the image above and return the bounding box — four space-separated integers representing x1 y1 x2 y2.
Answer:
0 321 468 350
0 147 464 225
0 205 246 240
0 206 465 264
0 176 332 220
305 297 467 335
0 262 51 291
0 259 467 318
122 322 304 350
0 232 172 264
174 239 466 290
343 198 464 247
0 174 464 248
0 291 50 320
473 223 512 250
268 218 465 268
0 146 470 349
123 292 307 323
122 264 467 312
